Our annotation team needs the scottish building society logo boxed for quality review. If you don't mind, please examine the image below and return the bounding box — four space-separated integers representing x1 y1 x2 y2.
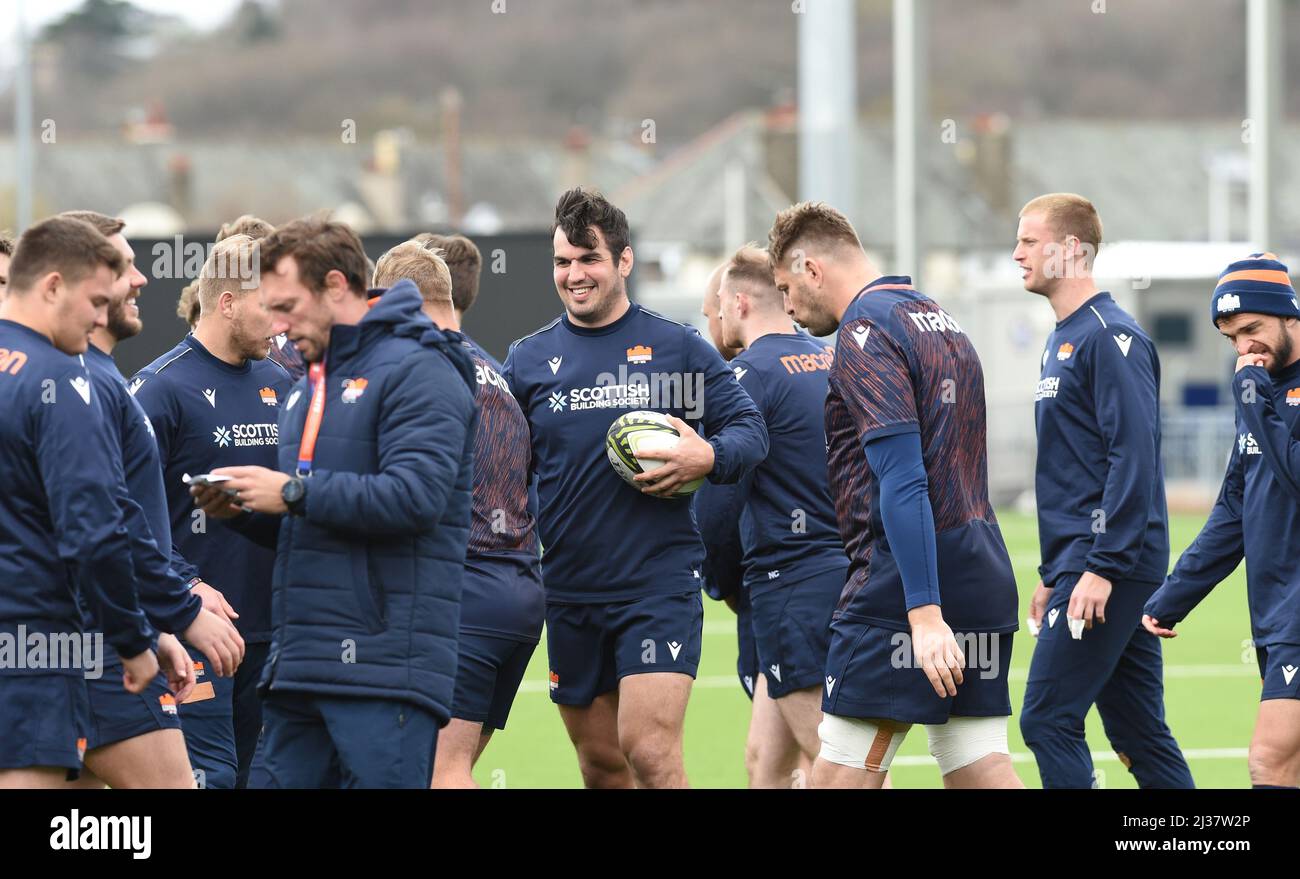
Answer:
547 366 704 418
213 423 278 448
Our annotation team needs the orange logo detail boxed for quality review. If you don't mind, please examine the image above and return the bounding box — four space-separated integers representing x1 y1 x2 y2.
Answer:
194 661 205 678
1056 342 1075 361
341 377 369 403
626 345 653 364
1287 387 1300 407
0 348 28 376
549 671 559 691
76 737 87 760
159 693 178 716
259 386 278 406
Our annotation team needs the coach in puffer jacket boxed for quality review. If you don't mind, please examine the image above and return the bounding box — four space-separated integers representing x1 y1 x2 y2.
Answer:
200 262 477 788
266 279 476 713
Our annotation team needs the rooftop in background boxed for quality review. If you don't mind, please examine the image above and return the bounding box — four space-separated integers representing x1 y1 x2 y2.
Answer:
0 115 1295 251
618 113 1300 253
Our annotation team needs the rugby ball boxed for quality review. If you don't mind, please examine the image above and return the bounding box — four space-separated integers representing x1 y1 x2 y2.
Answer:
605 410 705 498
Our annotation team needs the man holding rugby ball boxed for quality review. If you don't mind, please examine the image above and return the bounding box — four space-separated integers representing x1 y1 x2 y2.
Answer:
502 188 768 788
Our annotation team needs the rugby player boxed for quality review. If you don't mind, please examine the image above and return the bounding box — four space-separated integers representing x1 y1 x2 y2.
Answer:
59 210 244 790
1013 193 1192 789
716 244 848 777
503 188 769 788
132 234 289 788
215 215 305 382
768 202 1022 789
696 259 804 787
372 241 544 788
1145 254 1300 788
0 217 160 788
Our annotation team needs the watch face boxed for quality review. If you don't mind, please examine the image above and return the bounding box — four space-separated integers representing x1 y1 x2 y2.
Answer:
283 479 304 503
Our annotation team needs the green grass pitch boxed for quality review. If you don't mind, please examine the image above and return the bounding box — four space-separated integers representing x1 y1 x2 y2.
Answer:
470 511 1258 788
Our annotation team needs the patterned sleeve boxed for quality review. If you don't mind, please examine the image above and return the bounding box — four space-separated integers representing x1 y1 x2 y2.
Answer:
834 313 918 441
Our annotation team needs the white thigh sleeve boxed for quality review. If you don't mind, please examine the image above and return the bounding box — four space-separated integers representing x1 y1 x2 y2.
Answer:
925 716 1010 776
818 714 908 772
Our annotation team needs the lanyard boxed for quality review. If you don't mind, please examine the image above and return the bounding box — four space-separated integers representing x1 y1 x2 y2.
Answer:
295 296 382 476
297 359 327 476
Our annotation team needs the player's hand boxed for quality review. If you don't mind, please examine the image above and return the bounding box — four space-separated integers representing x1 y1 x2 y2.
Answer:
1028 579 1051 638
191 581 239 623
182 607 245 677
208 465 290 514
190 481 244 520
907 604 965 698
1141 614 1177 639
1067 571 1112 633
632 415 715 497
156 633 197 703
120 648 160 695
1235 352 1267 373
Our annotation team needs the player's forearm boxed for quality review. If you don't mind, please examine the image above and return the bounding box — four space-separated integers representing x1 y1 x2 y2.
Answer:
1144 573 1217 630
117 495 204 633
40 434 155 654
133 550 203 635
1235 366 1300 500
78 547 157 658
705 409 769 484
1150 506 1244 625
864 431 942 611
170 545 200 585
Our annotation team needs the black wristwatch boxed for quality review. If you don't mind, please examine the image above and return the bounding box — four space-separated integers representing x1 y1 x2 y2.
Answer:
281 476 307 516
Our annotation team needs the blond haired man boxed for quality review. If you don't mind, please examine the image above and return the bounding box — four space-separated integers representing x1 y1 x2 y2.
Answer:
374 241 545 789
1014 193 1192 789
131 234 290 788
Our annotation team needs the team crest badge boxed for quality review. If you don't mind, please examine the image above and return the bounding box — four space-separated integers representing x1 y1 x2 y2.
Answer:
626 345 652 365
341 378 369 403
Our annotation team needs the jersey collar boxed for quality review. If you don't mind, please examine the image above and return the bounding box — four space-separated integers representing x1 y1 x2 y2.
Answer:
863 275 915 293
1273 355 1300 387
562 300 640 337
1056 291 1114 330
183 333 252 375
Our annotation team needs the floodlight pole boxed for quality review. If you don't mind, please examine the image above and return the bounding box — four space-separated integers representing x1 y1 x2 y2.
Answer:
16 0 34 231
797 0 858 232
893 0 926 284
1247 0 1282 252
